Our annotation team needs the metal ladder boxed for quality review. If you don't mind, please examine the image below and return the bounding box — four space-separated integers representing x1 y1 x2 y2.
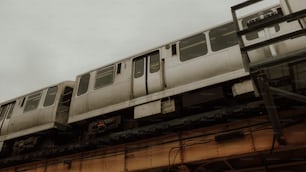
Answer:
231 0 306 144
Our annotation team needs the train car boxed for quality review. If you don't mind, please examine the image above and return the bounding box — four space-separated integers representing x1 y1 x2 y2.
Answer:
0 81 74 155
67 3 306 138
1 0 306 157
68 22 246 125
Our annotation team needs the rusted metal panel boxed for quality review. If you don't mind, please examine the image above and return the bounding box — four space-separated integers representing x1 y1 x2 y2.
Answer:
0 169 14 172
61 159 82 172
80 154 125 172
45 162 68 172
15 165 46 172
126 136 181 171
251 128 275 151
2 120 306 172
183 134 255 163
283 123 306 145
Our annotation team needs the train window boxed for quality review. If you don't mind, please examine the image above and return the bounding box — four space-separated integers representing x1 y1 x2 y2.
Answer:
0 103 14 120
61 87 73 107
134 58 144 78
0 106 6 121
6 102 15 119
179 33 207 61
44 86 58 107
242 10 281 41
150 51 160 73
172 44 177 56
24 91 42 112
77 73 90 96
242 16 259 40
95 66 115 89
117 63 122 74
209 22 238 51
20 97 25 107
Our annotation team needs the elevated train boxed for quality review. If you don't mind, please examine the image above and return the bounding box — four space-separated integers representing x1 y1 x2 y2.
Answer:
1 0 306 156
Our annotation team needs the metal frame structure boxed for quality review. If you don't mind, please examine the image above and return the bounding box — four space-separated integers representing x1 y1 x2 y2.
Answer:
231 0 306 144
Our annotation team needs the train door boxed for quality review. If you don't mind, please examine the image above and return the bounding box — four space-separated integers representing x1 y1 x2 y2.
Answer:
132 50 163 98
56 87 73 123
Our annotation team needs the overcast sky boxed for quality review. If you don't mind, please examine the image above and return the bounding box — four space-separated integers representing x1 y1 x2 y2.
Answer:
0 0 278 102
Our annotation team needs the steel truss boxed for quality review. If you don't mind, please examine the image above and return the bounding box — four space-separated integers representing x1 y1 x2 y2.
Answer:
232 0 306 144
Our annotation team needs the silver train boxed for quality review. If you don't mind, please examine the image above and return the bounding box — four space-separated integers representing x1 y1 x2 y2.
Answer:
1 1 306 155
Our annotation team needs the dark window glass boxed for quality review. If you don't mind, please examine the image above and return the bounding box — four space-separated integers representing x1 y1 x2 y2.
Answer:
242 10 281 41
95 66 114 89
242 16 259 40
180 33 207 61
57 87 73 114
0 102 15 120
117 63 121 74
20 97 25 107
77 73 90 96
0 105 7 121
172 44 177 55
61 87 73 107
24 91 42 112
44 86 58 107
209 22 238 51
6 102 15 119
134 58 144 78
150 52 160 73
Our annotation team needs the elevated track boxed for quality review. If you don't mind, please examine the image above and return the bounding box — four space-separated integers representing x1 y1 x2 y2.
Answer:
1 107 306 171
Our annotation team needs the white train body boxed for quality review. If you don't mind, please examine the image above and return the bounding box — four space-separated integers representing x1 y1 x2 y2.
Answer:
0 82 74 148
1 0 306 154
68 22 246 123
68 4 306 123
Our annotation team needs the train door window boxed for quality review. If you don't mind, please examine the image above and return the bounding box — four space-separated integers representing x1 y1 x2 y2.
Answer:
0 105 6 121
20 97 26 107
57 87 73 115
24 91 42 112
179 33 207 61
172 44 177 56
61 87 73 107
242 10 281 41
77 73 90 96
150 51 160 73
95 66 115 89
242 16 259 40
6 102 15 119
44 86 58 107
0 105 9 121
117 63 122 74
209 22 238 52
134 58 144 78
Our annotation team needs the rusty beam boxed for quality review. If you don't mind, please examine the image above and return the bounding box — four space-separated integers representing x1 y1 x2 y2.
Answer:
1 115 306 172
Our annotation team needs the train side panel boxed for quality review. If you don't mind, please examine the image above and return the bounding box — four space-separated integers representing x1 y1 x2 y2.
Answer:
1 81 74 141
88 60 132 111
68 22 249 123
164 26 244 89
